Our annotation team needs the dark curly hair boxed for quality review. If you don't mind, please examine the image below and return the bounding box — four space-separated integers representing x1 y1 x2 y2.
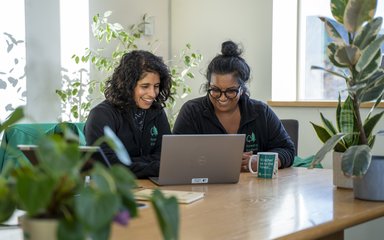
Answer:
104 50 172 109
205 40 250 95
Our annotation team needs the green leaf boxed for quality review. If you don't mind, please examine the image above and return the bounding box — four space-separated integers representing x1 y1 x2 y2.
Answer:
310 121 346 152
150 189 179 240
356 34 384 72
331 0 349 24
109 165 138 217
367 135 376 148
341 145 371 177
310 122 332 144
310 133 346 168
366 92 384 120
326 43 348 68
343 0 377 33
104 11 112 18
360 74 384 102
339 96 356 145
90 165 117 192
334 44 361 65
339 97 354 130
0 178 16 222
15 173 56 216
356 50 381 82
103 127 132 166
186 72 194 79
354 17 383 50
320 17 345 43
335 95 342 131
88 225 111 240
320 113 338 135
57 219 85 240
363 110 384 138
75 187 120 230
37 136 82 173
311 65 348 80
0 106 24 133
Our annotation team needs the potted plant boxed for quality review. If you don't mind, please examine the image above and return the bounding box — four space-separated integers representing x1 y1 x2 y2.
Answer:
309 0 384 199
0 120 179 240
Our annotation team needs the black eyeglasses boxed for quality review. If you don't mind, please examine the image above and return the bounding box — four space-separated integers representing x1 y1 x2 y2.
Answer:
207 86 242 99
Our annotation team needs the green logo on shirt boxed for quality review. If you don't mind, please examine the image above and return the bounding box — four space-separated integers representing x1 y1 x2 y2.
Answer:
150 126 158 146
245 132 258 152
246 132 256 143
150 126 158 137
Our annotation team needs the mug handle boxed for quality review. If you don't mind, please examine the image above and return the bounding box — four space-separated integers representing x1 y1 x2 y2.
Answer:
248 154 258 174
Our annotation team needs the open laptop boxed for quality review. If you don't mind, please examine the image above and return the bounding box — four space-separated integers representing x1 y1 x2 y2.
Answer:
149 134 246 185
17 145 111 168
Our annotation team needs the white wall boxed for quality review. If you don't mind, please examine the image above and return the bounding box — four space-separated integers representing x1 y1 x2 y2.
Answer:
171 0 273 104
89 0 170 59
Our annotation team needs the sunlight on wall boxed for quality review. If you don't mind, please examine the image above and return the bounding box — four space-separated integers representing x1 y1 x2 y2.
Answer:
271 0 297 101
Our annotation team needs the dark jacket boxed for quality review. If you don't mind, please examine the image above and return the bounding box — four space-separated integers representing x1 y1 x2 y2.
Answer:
173 95 295 168
85 100 171 178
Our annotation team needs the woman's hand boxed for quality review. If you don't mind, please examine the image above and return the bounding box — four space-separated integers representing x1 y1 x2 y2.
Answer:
241 151 253 172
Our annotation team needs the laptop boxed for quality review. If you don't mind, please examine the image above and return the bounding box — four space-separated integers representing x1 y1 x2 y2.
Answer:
17 145 111 168
149 134 246 185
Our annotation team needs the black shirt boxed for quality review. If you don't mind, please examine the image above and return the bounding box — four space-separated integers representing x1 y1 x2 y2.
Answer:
85 100 171 178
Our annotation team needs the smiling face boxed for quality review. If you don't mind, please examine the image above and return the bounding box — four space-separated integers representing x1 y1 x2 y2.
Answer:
133 72 160 109
208 73 242 113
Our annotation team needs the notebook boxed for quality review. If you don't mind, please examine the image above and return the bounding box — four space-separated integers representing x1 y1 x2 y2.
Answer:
149 134 245 185
134 189 205 204
17 145 111 168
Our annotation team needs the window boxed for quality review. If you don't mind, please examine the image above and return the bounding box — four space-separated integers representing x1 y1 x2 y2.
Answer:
0 0 89 122
59 0 89 122
272 0 384 101
0 0 26 122
298 0 346 100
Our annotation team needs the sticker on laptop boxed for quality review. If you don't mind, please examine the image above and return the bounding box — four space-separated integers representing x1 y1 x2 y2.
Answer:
191 178 209 184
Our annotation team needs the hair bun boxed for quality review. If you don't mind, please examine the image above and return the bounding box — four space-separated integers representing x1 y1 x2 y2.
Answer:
221 41 242 57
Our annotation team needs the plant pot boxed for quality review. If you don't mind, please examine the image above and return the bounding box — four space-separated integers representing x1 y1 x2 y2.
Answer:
333 151 353 189
354 155 384 201
20 216 58 240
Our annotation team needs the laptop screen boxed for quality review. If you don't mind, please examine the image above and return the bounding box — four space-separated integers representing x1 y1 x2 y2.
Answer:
17 145 111 169
151 134 245 185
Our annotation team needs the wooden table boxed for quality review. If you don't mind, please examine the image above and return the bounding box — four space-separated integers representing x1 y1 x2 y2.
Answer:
110 167 384 240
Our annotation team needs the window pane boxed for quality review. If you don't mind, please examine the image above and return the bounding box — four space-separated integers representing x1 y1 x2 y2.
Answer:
0 1 26 122
299 0 384 100
302 16 347 100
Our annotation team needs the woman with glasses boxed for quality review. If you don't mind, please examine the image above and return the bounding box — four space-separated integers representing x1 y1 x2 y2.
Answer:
173 40 295 170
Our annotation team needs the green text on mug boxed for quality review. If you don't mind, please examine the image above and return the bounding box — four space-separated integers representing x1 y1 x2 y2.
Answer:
248 152 278 178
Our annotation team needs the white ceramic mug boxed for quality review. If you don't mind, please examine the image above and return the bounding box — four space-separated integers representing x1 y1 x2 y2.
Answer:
248 152 278 178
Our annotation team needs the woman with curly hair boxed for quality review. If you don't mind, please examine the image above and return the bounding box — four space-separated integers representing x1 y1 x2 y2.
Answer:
173 40 295 171
85 50 172 178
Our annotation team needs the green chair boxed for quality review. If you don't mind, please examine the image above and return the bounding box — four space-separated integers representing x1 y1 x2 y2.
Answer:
0 122 85 172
